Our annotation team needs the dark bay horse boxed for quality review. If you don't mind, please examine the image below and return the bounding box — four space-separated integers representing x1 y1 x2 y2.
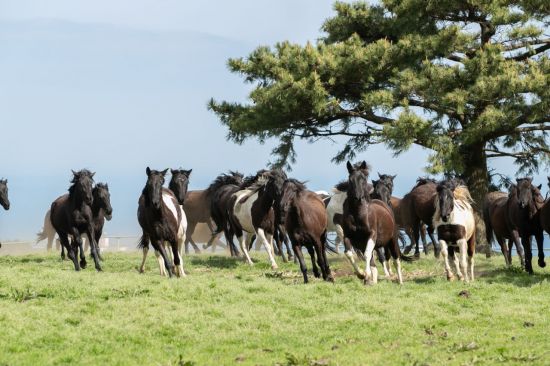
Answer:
540 177 550 239
483 190 525 267
433 180 476 282
342 161 409 285
81 183 113 258
507 178 546 274
208 171 244 257
168 169 192 206
267 173 332 283
50 169 101 271
400 178 440 257
137 168 187 277
0 179 10 248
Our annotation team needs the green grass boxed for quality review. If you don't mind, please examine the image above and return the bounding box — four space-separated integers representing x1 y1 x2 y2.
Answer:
0 251 549 366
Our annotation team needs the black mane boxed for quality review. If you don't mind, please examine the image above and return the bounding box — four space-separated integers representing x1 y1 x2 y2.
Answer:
206 171 243 195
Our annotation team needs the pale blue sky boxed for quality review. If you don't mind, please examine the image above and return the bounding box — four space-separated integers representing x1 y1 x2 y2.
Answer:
0 1 539 240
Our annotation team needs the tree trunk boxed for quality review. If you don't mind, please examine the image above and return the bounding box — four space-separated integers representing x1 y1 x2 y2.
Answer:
461 143 491 257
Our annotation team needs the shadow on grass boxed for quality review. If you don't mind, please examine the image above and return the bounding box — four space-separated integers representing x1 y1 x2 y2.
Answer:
189 255 242 269
478 265 550 287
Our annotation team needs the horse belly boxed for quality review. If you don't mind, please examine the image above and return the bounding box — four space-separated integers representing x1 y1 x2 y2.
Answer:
437 224 466 244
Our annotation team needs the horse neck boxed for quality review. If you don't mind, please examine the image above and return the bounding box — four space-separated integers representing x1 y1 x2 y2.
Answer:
69 186 87 209
256 188 275 211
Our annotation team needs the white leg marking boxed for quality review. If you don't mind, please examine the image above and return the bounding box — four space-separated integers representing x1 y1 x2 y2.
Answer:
345 249 364 278
459 239 468 282
238 235 253 265
364 239 375 285
256 228 278 270
394 258 403 285
139 247 149 273
335 224 344 254
440 240 454 281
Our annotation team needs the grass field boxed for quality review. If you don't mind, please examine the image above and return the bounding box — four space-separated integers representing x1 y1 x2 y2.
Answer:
0 251 549 366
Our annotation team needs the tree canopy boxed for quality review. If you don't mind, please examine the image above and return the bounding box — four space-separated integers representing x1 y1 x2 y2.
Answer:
209 0 550 197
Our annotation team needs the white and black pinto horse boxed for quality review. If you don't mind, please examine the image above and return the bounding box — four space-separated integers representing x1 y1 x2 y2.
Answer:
138 168 187 277
229 170 279 269
433 180 476 282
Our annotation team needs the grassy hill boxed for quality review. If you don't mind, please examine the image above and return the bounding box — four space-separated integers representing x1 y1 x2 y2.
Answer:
0 252 548 365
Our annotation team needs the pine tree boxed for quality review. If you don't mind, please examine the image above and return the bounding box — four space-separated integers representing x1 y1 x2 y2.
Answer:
209 1 550 242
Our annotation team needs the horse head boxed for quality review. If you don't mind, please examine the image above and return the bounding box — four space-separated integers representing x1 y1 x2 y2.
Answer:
0 179 9 210
372 177 393 205
346 160 370 201
265 169 287 201
93 183 113 220
377 173 396 192
70 169 95 205
169 168 192 205
515 178 541 210
436 180 456 223
144 167 168 210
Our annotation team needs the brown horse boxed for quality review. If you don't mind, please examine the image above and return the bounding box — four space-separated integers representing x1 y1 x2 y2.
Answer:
507 178 546 274
267 173 332 283
540 177 550 238
342 161 409 285
391 196 428 250
399 178 440 257
483 190 524 267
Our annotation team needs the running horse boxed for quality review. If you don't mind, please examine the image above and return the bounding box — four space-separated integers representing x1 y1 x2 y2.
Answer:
433 179 476 282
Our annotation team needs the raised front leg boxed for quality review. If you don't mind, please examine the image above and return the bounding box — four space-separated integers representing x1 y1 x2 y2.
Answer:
335 224 345 254
343 237 364 279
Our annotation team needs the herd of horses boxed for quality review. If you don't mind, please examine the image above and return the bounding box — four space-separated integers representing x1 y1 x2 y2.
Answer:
1 164 549 284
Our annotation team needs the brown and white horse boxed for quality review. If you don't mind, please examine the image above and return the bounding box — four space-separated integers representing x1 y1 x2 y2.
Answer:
433 180 476 282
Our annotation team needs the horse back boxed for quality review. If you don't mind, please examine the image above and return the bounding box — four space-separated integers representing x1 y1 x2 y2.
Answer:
286 191 327 241
183 190 210 223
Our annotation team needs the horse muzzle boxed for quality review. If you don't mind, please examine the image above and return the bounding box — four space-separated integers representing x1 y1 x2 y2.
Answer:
2 201 9 210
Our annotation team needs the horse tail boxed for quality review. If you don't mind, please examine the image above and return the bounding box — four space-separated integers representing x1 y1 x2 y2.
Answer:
482 200 493 246
36 229 47 243
137 233 150 250
399 252 417 262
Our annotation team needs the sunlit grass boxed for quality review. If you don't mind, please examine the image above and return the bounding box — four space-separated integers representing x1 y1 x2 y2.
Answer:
0 251 549 365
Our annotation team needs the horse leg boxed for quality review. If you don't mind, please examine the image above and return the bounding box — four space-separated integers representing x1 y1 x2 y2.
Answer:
139 246 149 273
71 231 87 269
510 230 524 268
274 231 287 263
86 226 102 271
522 235 534 274
458 239 469 282
237 231 254 265
439 240 454 281
153 250 166 276
155 240 173 278
496 235 510 266
306 245 320 278
388 238 403 284
343 237 365 279
450 245 464 281
171 241 184 278
428 226 440 258
535 231 546 268
177 232 186 277
376 248 390 278
420 224 429 253
335 224 344 254
47 232 55 252
95 231 104 261
363 238 376 285
256 228 278 270
184 222 196 254
319 232 333 282
59 238 66 260
60 233 79 271
467 235 475 281
293 244 308 284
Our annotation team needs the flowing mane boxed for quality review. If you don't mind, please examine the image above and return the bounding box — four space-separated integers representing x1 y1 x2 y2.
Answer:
206 171 243 196
414 177 437 188
280 179 307 215
453 185 473 210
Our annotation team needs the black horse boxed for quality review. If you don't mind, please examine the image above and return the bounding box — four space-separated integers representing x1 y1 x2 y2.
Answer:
507 178 546 274
137 168 187 277
0 179 10 248
208 171 244 257
168 169 192 205
50 169 101 271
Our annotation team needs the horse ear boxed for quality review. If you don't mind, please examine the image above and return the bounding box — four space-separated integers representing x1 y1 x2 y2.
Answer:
378 173 382 179
391 174 397 180
360 161 367 170
537 184 542 190
91 172 95 178
161 168 169 176
346 161 354 174
146 167 151 176
170 169 176 175
72 169 78 176
186 169 192 176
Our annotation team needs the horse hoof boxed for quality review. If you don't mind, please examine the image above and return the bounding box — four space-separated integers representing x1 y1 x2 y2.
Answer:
538 259 546 268
356 272 366 280
327 276 335 283
271 264 279 270
447 275 455 282
313 272 321 278
403 245 412 255
80 260 87 269
414 252 421 259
